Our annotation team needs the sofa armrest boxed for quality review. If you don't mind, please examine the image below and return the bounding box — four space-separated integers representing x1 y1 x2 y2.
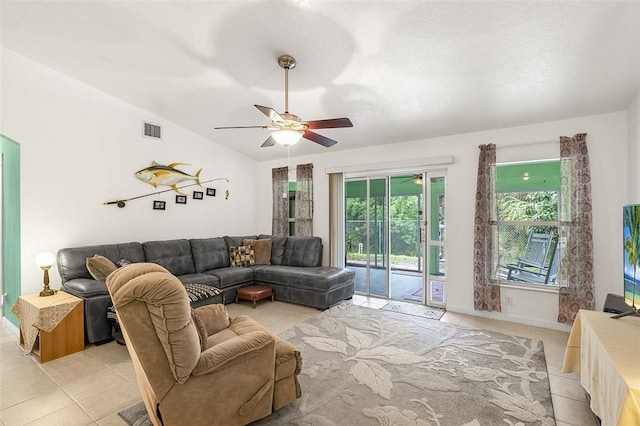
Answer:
63 278 109 297
194 304 230 335
193 331 275 375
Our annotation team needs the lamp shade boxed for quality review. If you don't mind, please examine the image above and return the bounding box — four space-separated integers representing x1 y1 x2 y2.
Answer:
272 130 303 146
35 252 56 268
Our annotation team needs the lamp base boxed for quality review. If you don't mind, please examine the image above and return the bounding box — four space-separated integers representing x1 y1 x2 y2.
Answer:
40 288 55 297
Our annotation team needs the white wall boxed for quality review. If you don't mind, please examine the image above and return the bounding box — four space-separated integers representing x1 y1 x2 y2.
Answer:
2 44 632 329
627 90 640 203
1 48 260 295
258 112 628 330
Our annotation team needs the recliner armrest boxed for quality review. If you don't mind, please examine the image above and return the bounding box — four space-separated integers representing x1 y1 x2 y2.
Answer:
193 331 275 375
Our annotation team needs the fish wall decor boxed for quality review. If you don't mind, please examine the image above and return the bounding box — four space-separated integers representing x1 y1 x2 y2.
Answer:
104 177 229 208
135 161 202 195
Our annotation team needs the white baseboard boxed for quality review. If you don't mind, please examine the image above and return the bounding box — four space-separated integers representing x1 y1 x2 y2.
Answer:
446 305 572 332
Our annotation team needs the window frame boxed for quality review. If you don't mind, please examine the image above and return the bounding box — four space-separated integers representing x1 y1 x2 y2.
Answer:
494 159 562 289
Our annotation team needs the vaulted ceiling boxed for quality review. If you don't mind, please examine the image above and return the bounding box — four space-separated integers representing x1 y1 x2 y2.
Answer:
2 1 639 161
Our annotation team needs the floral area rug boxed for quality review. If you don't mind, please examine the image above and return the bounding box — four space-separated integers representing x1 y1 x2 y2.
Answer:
120 303 555 425
256 303 554 425
380 300 446 320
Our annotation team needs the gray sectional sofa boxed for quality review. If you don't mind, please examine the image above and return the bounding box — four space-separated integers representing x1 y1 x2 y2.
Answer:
56 235 355 344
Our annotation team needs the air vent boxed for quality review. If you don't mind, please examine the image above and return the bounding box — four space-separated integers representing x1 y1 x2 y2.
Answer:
143 121 162 140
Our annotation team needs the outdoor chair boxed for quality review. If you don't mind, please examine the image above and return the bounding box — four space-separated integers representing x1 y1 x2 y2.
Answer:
503 232 557 284
505 242 559 284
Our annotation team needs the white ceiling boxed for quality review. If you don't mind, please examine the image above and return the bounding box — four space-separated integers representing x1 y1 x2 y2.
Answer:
2 1 639 161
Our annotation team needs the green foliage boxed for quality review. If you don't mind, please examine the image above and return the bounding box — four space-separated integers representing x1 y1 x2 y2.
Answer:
496 191 559 265
497 191 558 222
346 195 422 257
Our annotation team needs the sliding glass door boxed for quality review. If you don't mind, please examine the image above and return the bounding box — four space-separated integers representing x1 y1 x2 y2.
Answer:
345 178 388 297
425 174 446 306
345 172 446 306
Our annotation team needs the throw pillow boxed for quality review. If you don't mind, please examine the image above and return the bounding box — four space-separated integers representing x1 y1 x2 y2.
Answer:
229 245 255 267
194 304 230 335
243 239 272 265
191 308 208 352
86 255 117 281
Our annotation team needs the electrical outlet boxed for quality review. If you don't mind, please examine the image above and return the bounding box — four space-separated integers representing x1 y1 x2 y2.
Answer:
505 296 513 306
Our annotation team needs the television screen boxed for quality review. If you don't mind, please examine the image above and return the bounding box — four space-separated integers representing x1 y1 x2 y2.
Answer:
623 204 640 310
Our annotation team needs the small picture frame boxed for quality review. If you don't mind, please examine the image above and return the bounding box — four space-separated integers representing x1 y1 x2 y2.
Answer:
193 191 204 200
153 200 166 210
206 188 216 197
175 195 187 204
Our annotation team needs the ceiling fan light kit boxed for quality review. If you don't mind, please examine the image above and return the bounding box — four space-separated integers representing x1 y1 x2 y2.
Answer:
215 54 352 148
272 129 303 146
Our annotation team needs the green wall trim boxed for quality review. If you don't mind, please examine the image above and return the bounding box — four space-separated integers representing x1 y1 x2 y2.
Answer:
1 134 21 327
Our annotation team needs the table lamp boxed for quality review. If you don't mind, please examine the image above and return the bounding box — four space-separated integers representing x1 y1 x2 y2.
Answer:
36 252 56 297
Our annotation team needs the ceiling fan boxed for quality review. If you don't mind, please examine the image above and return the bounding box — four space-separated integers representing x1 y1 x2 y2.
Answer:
214 55 353 148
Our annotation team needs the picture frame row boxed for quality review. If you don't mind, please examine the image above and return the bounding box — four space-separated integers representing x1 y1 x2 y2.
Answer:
152 188 217 210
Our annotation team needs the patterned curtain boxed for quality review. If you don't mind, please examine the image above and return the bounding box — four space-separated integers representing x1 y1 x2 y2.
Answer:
272 166 289 236
558 133 595 324
473 144 501 312
295 163 314 236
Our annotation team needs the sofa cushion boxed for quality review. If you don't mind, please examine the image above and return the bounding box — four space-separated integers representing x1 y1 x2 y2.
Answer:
143 239 196 276
86 255 118 281
243 239 272 265
255 266 354 291
190 238 230 272
229 246 255 267
281 237 322 267
206 267 255 288
258 235 287 265
57 242 145 283
178 273 220 287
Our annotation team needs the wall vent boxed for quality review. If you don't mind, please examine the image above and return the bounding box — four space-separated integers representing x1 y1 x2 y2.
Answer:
143 121 162 140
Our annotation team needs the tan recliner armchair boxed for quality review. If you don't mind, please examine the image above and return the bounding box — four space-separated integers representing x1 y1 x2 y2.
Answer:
106 263 302 426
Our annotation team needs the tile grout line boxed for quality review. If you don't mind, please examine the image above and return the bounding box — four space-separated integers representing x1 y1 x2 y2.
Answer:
0 337 90 425
31 349 103 423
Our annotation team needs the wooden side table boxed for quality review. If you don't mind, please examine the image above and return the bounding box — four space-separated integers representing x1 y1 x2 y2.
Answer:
11 291 84 363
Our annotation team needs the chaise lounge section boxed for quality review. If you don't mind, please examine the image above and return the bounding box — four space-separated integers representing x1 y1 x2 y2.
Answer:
57 235 355 344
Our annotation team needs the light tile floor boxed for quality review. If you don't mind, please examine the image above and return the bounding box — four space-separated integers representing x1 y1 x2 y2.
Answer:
0 296 598 425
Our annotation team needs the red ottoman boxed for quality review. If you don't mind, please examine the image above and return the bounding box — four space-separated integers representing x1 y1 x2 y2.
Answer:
235 285 274 309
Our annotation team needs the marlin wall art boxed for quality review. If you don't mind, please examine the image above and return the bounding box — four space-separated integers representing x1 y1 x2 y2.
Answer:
103 161 229 208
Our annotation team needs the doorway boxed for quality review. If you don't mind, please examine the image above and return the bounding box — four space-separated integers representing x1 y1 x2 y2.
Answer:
345 172 446 306
1 135 21 326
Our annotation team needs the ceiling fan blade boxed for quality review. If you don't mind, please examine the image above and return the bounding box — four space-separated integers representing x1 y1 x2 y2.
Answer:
303 130 337 147
261 136 277 147
254 105 287 124
305 118 353 129
214 125 269 129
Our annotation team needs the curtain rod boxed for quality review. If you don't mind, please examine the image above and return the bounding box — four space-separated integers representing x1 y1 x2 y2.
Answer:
496 140 557 149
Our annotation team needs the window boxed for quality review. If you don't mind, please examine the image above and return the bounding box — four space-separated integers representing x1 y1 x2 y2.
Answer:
495 160 561 286
288 183 296 236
